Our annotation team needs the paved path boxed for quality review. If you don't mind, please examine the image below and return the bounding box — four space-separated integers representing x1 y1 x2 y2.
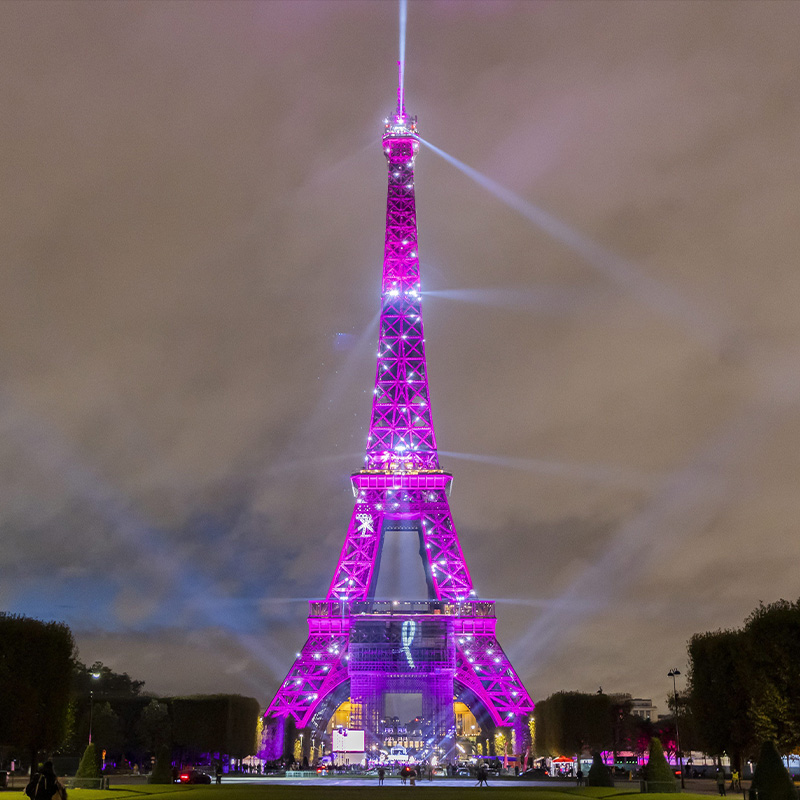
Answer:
223 776 537 789
68 773 756 794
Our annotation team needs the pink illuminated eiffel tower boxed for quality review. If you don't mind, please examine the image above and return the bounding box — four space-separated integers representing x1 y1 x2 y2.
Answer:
262 78 533 763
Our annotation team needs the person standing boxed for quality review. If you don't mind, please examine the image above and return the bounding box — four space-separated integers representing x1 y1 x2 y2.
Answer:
716 768 727 796
577 768 584 787
378 766 385 786
26 762 66 800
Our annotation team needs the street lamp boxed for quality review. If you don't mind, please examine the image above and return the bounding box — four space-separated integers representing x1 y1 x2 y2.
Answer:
668 668 685 789
88 671 101 744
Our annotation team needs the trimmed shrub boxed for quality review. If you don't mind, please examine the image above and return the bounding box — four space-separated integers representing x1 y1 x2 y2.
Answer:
588 751 614 787
75 743 100 779
148 746 173 785
749 741 798 800
643 736 678 792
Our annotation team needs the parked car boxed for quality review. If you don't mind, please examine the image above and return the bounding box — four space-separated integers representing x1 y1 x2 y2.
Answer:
522 767 550 779
177 770 212 784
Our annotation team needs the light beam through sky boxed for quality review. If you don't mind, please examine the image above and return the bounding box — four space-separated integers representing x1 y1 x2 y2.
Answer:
440 450 658 492
419 136 726 348
423 285 603 315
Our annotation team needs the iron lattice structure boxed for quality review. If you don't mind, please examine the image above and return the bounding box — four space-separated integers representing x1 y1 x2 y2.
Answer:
263 93 534 760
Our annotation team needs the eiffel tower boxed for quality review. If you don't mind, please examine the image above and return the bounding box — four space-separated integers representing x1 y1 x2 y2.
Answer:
262 76 534 766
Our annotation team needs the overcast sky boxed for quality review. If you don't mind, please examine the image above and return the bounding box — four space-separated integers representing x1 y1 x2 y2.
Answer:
2 0 799 714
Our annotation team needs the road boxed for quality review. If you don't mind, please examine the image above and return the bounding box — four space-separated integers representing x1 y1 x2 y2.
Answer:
106 774 748 793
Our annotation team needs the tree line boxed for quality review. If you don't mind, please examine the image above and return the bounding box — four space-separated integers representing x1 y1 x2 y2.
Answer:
533 598 800 772
533 691 683 762
0 613 260 773
688 598 800 771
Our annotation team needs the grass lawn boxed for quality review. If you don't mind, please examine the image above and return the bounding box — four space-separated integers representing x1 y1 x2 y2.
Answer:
64 785 711 800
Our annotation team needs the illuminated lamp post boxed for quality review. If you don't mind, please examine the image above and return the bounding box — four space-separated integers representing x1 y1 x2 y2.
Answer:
87 671 101 744
668 668 685 789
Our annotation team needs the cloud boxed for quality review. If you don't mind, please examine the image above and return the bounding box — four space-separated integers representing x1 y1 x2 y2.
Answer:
1 0 799 711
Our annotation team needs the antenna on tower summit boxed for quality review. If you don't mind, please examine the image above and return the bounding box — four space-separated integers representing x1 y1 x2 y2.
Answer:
397 60 405 119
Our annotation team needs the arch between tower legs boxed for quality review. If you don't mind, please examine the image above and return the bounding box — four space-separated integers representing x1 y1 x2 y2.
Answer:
262 674 531 765
262 617 533 764
453 679 532 759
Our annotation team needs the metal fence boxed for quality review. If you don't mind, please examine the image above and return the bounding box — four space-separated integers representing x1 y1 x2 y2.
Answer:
0 774 111 791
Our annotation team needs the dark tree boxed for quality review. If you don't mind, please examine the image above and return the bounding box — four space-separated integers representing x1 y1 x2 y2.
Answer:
587 751 614 787
688 598 800 769
74 661 144 699
665 688 700 755
653 716 677 764
171 695 260 762
643 736 678 792
749 740 798 800
609 694 634 761
75 742 101 779
148 745 174 784
744 601 800 754
67 659 151 765
630 714 655 761
688 627 754 770
89 701 123 758
69 660 146 752
137 699 172 753
534 692 612 757
0 614 75 770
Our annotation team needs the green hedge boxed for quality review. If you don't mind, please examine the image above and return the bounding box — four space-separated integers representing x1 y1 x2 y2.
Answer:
749 741 798 800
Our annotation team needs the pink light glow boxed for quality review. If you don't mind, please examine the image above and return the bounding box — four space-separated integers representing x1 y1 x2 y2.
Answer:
262 91 533 756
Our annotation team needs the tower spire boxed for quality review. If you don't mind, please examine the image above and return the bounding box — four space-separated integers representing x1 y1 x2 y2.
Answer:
368 96 429 472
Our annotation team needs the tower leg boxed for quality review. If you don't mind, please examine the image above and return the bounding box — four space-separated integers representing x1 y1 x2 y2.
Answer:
277 716 297 765
300 727 312 766
422 674 455 761
260 715 286 763
350 673 384 752
512 715 530 765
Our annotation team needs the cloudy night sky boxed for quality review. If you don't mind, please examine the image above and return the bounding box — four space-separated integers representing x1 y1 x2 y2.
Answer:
2 0 799 712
